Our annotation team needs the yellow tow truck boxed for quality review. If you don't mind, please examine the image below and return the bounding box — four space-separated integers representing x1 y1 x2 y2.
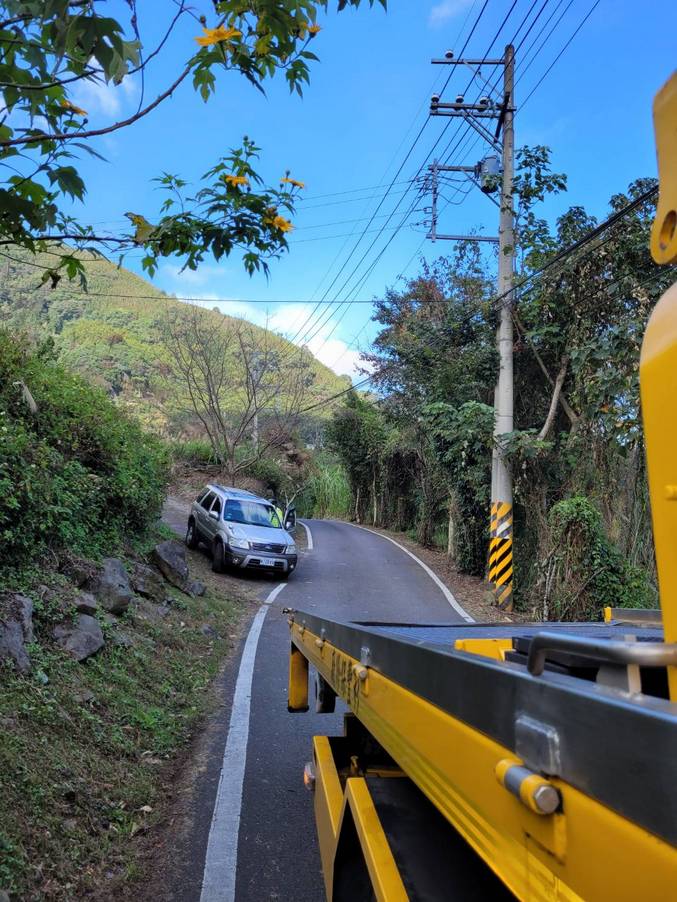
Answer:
286 72 677 901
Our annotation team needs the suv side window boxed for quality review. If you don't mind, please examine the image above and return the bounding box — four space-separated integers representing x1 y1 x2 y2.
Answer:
196 488 209 505
201 491 216 510
211 496 222 518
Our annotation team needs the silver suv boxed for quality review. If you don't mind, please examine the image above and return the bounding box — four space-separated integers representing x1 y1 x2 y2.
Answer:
185 485 298 578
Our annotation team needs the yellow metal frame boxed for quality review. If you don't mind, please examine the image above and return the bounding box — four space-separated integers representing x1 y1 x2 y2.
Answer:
454 636 513 661
642 70 677 699
312 735 408 902
293 622 676 902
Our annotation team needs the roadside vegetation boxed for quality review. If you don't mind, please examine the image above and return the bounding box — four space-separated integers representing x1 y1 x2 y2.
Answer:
0 329 168 575
0 549 243 900
326 163 674 619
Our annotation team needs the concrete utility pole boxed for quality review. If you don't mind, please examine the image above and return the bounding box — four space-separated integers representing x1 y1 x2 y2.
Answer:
489 44 515 611
429 45 516 610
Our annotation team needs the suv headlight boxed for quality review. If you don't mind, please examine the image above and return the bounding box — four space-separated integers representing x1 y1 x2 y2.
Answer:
229 536 250 550
287 543 297 554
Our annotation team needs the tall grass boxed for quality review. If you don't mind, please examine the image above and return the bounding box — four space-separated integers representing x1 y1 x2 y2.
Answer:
301 462 352 519
172 438 219 466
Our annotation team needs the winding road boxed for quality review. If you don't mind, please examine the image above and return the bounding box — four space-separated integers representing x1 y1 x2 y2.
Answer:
161 513 470 901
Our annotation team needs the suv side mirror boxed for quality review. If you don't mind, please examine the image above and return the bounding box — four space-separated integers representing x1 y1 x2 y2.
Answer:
209 510 219 520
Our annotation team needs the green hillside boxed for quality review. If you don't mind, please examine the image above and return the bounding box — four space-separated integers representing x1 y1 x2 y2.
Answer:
0 249 349 433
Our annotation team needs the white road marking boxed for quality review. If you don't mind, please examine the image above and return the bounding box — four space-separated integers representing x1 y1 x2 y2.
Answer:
342 522 474 622
200 581 287 902
299 519 314 550
264 581 287 605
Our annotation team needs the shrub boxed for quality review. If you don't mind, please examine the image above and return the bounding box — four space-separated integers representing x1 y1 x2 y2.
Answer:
542 496 656 620
0 330 169 572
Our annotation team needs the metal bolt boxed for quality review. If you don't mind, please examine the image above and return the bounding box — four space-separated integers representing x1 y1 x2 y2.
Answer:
532 784 560 815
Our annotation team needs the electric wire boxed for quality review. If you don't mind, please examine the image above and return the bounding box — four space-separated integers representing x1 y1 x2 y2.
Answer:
520 0 601 107
286 0 495 351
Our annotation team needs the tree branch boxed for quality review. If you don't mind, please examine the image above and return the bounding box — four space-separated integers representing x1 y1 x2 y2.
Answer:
512 309 579 424
538 355 569 441
0 64 192 148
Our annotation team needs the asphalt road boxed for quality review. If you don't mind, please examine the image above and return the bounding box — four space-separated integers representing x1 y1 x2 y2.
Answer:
165 517 468 902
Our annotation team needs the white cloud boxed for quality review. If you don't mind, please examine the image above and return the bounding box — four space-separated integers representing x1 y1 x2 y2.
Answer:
72 73 138 118
304 329 369 380
171 295 369 381
160 263 230 289
429 0 474 28
158 265 370 380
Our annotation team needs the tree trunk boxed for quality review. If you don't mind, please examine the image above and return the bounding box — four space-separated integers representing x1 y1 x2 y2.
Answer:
447 494 455 560
354 486 361 523
372 471 378 526
228 452 237 487
252 410 259 452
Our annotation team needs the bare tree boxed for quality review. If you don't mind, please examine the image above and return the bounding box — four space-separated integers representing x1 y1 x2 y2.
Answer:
159 305 314 484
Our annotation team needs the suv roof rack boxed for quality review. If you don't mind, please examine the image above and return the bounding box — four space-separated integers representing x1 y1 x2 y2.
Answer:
211 484 264 501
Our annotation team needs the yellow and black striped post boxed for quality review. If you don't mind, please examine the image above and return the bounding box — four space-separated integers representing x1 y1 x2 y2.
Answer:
489 501 513 611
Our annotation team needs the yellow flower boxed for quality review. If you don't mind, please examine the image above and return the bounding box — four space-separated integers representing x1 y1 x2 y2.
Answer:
308 24 321 35
225 174 249 187
281 176 305 189
60 99 87 117
195 26 242 47
125 212 156 244
271 215 293 233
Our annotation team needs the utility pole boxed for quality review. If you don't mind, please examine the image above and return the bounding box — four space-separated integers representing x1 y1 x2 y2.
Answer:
429 45 516 611
489 44 515 611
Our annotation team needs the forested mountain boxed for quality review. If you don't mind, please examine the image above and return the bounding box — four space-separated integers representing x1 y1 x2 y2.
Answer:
0 249 348 435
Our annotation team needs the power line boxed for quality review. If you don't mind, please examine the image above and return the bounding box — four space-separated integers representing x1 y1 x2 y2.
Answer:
3 286 387 305
312 1 527 366
520 0 601 107
316 186 662 411
287 0 494 352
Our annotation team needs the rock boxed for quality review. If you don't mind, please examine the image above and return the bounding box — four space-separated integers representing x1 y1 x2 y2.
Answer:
53 614 104 662
135 600 170 623
88 558 134 614
200 623 218 639
73 688 96 704
0 890 11 902
62 558 94 588
111 630 134 649
0 593 34 674
189 579 206 597
73 591 98 615
151 541 193 595
131 562 168 603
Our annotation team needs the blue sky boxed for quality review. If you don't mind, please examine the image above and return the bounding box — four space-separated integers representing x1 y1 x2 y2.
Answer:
71 1 675 379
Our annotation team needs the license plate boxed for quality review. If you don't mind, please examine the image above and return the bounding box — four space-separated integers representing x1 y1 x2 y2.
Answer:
260 559 275 567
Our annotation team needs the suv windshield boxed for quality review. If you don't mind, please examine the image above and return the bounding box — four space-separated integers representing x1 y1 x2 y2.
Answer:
223 499 282 529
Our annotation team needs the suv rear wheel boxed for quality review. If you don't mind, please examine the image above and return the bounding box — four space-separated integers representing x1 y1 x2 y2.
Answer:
185 518 199 550
212 538 226 573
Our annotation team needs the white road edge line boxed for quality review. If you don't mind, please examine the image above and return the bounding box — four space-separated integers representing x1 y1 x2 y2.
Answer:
200 581 287 902
264 581 287 605
299 519 314 551
344 522 474 623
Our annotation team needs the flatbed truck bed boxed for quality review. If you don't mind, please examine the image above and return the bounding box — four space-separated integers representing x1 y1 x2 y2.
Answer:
287 613 676 900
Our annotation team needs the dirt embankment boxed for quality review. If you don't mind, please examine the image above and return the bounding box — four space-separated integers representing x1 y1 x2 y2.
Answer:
0 528 257 901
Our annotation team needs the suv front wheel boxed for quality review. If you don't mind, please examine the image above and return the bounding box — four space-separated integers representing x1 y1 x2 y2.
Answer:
212 538 227 573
